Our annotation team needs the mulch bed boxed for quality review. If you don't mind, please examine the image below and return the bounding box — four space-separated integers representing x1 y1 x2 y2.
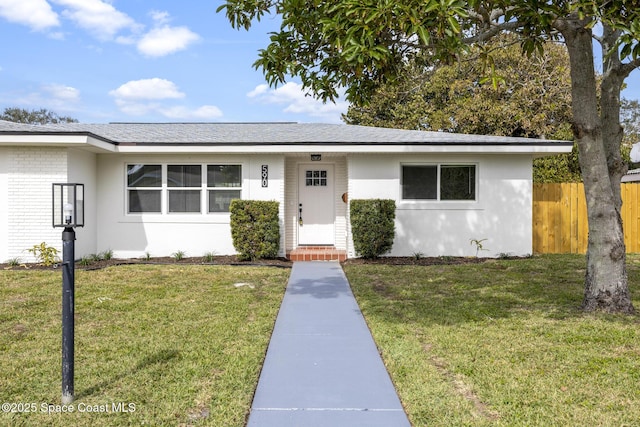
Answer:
1 255 495 271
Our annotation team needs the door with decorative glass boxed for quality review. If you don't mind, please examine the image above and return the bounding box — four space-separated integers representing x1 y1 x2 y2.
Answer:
298 165 335 245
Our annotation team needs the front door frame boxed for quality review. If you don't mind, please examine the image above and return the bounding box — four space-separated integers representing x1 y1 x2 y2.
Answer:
297 163 336 246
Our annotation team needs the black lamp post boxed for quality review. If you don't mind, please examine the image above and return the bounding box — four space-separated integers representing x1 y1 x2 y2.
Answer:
52 183 84 405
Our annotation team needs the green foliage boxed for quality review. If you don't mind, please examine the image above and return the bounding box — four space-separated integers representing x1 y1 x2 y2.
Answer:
1 107 77 124
230 200 280 261
7 257 21 267
26 242 59 266
219 0 639 108
345 35 574 139
203 251 218 263
350 199 396 259
172 250 186 261
469 238 489 257
533 143 583 183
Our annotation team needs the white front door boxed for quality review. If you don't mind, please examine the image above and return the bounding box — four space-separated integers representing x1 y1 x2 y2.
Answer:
298 164 335 245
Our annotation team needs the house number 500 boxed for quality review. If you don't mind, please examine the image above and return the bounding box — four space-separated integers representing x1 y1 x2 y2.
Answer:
261 165 268 188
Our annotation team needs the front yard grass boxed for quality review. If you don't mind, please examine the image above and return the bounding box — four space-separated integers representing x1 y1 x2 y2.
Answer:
0 265 289 427
345 254 640 427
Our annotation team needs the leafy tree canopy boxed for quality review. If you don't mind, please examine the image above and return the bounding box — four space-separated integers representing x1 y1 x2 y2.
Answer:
0 107 78 125
344 35 574 139
219 0 640 106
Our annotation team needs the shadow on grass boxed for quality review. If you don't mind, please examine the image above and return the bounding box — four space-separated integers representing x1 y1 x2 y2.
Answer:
77 349 180 399
345 255 639 327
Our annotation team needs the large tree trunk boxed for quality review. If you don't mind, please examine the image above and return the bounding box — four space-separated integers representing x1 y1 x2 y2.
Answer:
560 18 634 313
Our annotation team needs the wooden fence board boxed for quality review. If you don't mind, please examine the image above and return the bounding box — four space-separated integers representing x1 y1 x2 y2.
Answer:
533 183 640 254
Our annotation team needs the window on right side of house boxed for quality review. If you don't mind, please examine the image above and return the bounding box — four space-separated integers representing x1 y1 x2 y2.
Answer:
440 165 476 200
402 164 476 201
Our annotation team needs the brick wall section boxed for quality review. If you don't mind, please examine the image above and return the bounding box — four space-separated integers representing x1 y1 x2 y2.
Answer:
8 147 67 261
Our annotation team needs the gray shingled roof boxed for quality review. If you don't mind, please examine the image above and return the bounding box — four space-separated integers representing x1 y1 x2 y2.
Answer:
0 120 570 146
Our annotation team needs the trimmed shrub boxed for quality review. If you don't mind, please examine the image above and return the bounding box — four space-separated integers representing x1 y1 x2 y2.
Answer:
350 199 396 258
230 200 280 261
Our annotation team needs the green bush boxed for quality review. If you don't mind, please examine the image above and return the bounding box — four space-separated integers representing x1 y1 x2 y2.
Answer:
350 199 396 258
230 200 280 261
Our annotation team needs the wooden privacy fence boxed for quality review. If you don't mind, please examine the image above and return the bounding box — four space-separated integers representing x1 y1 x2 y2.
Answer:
533 183 640 254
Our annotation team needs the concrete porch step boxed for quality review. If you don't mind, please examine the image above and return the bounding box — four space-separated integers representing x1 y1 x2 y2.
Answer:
287 246 347 262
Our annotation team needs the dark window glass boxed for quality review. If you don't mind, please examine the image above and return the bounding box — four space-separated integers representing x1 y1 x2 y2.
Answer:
127 164 161 187
168 165 201 187
441 166 476 200
208 190 241 212
168 190 201 213
207 165 241 188
402 165 437 199
128 190 161 213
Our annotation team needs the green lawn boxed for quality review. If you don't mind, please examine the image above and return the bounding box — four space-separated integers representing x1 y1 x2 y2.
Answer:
344 254 640 427
4 256 640 426
0 265 289 427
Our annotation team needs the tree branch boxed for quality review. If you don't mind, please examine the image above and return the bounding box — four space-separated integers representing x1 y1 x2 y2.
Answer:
463 21 522 44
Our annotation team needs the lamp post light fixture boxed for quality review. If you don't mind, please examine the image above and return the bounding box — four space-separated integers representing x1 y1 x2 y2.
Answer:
52 183 84 405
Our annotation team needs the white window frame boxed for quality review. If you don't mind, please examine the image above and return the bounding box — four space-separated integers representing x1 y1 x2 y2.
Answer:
167 164 204 214
126 164 163 214
207 164 243 213
125 163 243 215
401 163 478 202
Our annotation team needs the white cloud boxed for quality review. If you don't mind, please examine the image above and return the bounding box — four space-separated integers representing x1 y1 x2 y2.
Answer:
52 0 140 41
136 11 199 57
247 82 348 123
137 25 200 57
0 0 60 31
43 83 80 102
109 78 222 120
150 10 170 25
0 3 198 57
109 78 185 101
11 82 81 112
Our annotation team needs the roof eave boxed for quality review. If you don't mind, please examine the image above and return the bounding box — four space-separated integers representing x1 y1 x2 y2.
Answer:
113 142 573 155
0 132 118 153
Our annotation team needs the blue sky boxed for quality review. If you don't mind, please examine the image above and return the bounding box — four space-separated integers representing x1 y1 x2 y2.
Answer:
0 1 637 125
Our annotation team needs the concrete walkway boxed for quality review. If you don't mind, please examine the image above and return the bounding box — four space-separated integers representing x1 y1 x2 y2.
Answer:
247 261 411 427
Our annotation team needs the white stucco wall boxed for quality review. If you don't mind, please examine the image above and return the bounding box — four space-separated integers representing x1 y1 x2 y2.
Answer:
348 153 533 257
67 148 98 257
96 154 285 258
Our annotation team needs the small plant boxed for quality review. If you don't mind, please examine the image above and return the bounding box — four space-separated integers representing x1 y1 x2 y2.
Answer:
141 252 152 261
7 257 21 267
79 256 93 266
203 251 217 263
172 250 186 261
26 242 59 266
470 238 489 257
100 249 114 260
412 251 424 260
